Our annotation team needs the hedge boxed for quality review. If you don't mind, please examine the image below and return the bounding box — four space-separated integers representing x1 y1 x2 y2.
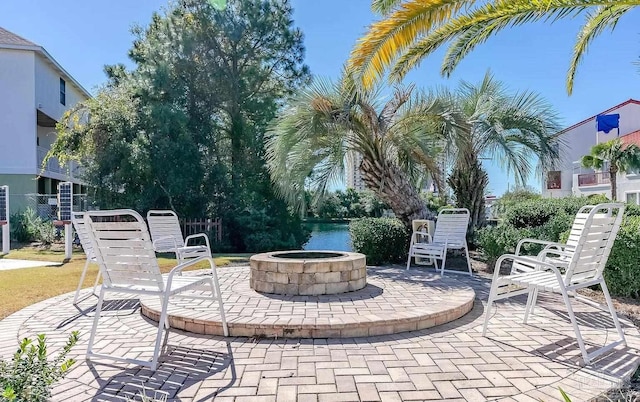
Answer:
349 218 409 265
605 216 640 298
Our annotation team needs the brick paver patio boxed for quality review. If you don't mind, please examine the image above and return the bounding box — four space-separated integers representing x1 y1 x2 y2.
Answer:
0 266 638 401
140 267 475 338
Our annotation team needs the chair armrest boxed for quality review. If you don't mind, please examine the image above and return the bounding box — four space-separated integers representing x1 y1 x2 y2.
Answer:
166 256 215 282
492 254 561 281
185 233 211 251
515 238 565 255
411 231 432 244
537 248 574 261
153 235 178 252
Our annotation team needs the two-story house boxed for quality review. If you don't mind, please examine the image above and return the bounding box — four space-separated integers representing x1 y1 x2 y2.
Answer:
542 99 640 201
0 27 91 215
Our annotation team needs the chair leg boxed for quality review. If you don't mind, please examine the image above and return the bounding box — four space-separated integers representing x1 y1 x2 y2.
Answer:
74 259 91 304
87 287 106 356
406 250 412 270
464 245 473 276
523 288 535 324
600 280 627 345
91 268 101 296
440 250 447 276
209 266 229 337
559 285 590 365
530 288 539 316
151 294 172 371
482 280 499 336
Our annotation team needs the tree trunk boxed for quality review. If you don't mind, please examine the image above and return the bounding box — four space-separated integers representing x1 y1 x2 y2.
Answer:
447 152 489 230
359 157 433 228
610 166 618 201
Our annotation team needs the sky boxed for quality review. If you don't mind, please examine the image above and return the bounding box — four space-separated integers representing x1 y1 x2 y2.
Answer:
2 0 640 195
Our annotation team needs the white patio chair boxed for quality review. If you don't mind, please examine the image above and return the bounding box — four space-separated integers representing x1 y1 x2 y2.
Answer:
84 209 228 370
508 205 595 313
147 210 211 264
406 208 472 275
72 212 100 304
482 203 626 365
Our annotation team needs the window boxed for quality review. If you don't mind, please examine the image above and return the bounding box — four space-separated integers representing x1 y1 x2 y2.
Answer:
59 78 66 105
626 192 640 205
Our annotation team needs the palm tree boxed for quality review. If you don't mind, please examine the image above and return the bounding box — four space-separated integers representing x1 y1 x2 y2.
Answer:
441 73 563 228
349 0 638 94
581 139 640 201
266 72 463 228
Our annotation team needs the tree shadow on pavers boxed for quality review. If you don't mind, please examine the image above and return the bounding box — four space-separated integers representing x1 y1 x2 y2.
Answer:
258 283 383 302
57 299 141 330
546 306 633 331
88 341 234 401
527 334 640 376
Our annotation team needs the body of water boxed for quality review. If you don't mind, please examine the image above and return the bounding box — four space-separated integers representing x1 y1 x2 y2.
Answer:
303 222 352 252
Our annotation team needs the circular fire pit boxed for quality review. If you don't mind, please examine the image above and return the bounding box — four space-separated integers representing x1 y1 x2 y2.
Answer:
250 250 367 295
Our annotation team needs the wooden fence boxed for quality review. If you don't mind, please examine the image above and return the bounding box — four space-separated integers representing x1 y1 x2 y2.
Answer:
180 217 222 242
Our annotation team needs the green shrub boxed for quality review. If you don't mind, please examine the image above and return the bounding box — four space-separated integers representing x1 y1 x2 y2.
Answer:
0 332 79 402
503 196 609 230
476 225 536 270
504 201 556 228
606 216 640 298
10 208 56 245
350 218 409 265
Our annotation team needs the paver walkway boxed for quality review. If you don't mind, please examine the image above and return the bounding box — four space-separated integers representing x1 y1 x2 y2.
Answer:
0 258 62 271
0 266 638 401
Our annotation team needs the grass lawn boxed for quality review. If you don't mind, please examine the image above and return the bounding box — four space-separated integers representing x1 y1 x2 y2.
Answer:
0 245 250 320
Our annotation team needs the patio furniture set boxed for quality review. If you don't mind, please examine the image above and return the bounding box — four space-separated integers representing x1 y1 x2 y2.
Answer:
72 203 627 372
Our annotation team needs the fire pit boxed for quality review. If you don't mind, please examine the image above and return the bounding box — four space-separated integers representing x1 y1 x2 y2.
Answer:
249 250 366 295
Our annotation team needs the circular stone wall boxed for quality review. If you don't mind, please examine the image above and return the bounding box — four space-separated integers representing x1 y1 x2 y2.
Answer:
250 251 366 296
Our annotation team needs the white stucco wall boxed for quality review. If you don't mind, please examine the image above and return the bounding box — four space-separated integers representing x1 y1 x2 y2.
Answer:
0 49 37 175
34 54 85 122
543 101 640 198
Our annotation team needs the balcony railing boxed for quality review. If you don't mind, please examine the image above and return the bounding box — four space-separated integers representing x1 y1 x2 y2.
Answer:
577 172 610 187
37 146 83 179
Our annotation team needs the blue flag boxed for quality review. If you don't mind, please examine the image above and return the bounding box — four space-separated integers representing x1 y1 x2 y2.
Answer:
596 114 620 134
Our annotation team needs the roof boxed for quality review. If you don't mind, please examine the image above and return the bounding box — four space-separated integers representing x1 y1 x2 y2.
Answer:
0 26 91 99
0 26 37 47
558 99 640 135
620 130 640 147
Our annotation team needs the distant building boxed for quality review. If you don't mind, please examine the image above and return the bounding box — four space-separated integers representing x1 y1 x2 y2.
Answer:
345 153 365 191
0 27 91 214
542 99 640 202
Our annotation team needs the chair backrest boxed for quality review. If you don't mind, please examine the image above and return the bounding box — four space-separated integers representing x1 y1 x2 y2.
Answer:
84 209 164 291
71 212 95 260
564 203 624 285
147 210 185 252
432 208 470 246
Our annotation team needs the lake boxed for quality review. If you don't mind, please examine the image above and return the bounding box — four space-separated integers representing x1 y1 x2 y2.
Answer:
303 222 352 252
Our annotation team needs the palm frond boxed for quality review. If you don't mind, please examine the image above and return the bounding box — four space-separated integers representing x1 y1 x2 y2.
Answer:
372 0 405 15
391 0 640 82
349 0 476 89
567 4 633 94
436 72 562 188
265 78 355 212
